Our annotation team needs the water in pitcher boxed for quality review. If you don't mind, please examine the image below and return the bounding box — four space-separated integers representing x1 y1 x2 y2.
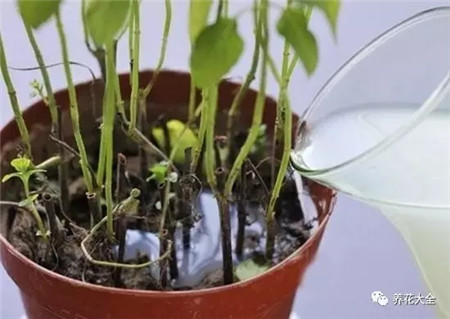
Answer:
291 103 450 317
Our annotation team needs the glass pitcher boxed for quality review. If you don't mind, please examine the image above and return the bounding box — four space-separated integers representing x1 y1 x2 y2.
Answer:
291 7 450 318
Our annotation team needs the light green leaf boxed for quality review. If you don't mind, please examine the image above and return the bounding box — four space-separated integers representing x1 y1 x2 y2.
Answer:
152 120 198 164
11 157 32 173
235 259 269 282
17 0 62 29
301 0 340 35
147 161 169 184
277 8 318 75
189 0 213 44
84 0 131 46
190 18 244 88
1 172 21 183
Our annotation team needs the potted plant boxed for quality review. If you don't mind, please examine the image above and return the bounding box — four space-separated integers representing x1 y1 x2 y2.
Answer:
0 0 339 318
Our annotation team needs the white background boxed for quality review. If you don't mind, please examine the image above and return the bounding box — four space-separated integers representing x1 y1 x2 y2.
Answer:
1 1 448 318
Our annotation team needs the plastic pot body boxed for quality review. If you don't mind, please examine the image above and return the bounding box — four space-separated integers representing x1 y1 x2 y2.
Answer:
0 70 335 319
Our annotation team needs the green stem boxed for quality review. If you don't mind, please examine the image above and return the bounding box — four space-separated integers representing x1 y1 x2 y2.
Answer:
266 98 291 260
188 80 196 124
31 205 49 242
226 0 261 150
270 0 293 188
205 85 233 284
267 53 281 84
274 39 291 144
266 0 304 261
224 0 268 197
55 11 94 193
223 0 229 17
23 179 48 242
114 64 127 123
23 24 58 129
141 0 172 100
81 0 92 50
128 4 135 86
97 49 127 187
287 54 299 79
158 181 171 239
189 90 209 173
30 203 48 242
0 34 32 159
23 24 70 217
103 40 117 241
216 0 224 21
205 87 218 193
128 0 140 133
96 97 107 187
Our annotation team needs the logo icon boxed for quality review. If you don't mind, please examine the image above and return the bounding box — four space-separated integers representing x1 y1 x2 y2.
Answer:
371 291 389 306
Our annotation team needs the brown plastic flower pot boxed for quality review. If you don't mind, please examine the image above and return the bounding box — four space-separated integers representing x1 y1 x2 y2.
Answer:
0 70 336 319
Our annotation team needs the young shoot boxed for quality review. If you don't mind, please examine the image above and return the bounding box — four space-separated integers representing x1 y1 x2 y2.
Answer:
28 79 45 100
147 161 170 184
2 157 49 241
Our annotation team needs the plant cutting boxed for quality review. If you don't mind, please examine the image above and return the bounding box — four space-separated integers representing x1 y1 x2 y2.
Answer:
0 0 339 318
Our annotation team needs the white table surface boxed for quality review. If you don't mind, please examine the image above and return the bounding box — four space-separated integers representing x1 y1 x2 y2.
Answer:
1 1 447 318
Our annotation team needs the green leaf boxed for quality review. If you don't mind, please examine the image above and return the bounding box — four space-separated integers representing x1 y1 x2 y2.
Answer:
17 0 62 29
235 259 269 282
152 120 198 164
277 8 318 75
190 18 244 88
84 0 131 46
1 172 21 183
301 0 340 35
147 161 169 184
189 0 213 44
11 157 32 173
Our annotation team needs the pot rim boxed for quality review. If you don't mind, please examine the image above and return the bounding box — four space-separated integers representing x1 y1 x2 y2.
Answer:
0 69 335 296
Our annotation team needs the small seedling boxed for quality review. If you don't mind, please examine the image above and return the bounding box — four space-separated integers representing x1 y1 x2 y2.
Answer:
2 157 49 241
147 161 170 184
